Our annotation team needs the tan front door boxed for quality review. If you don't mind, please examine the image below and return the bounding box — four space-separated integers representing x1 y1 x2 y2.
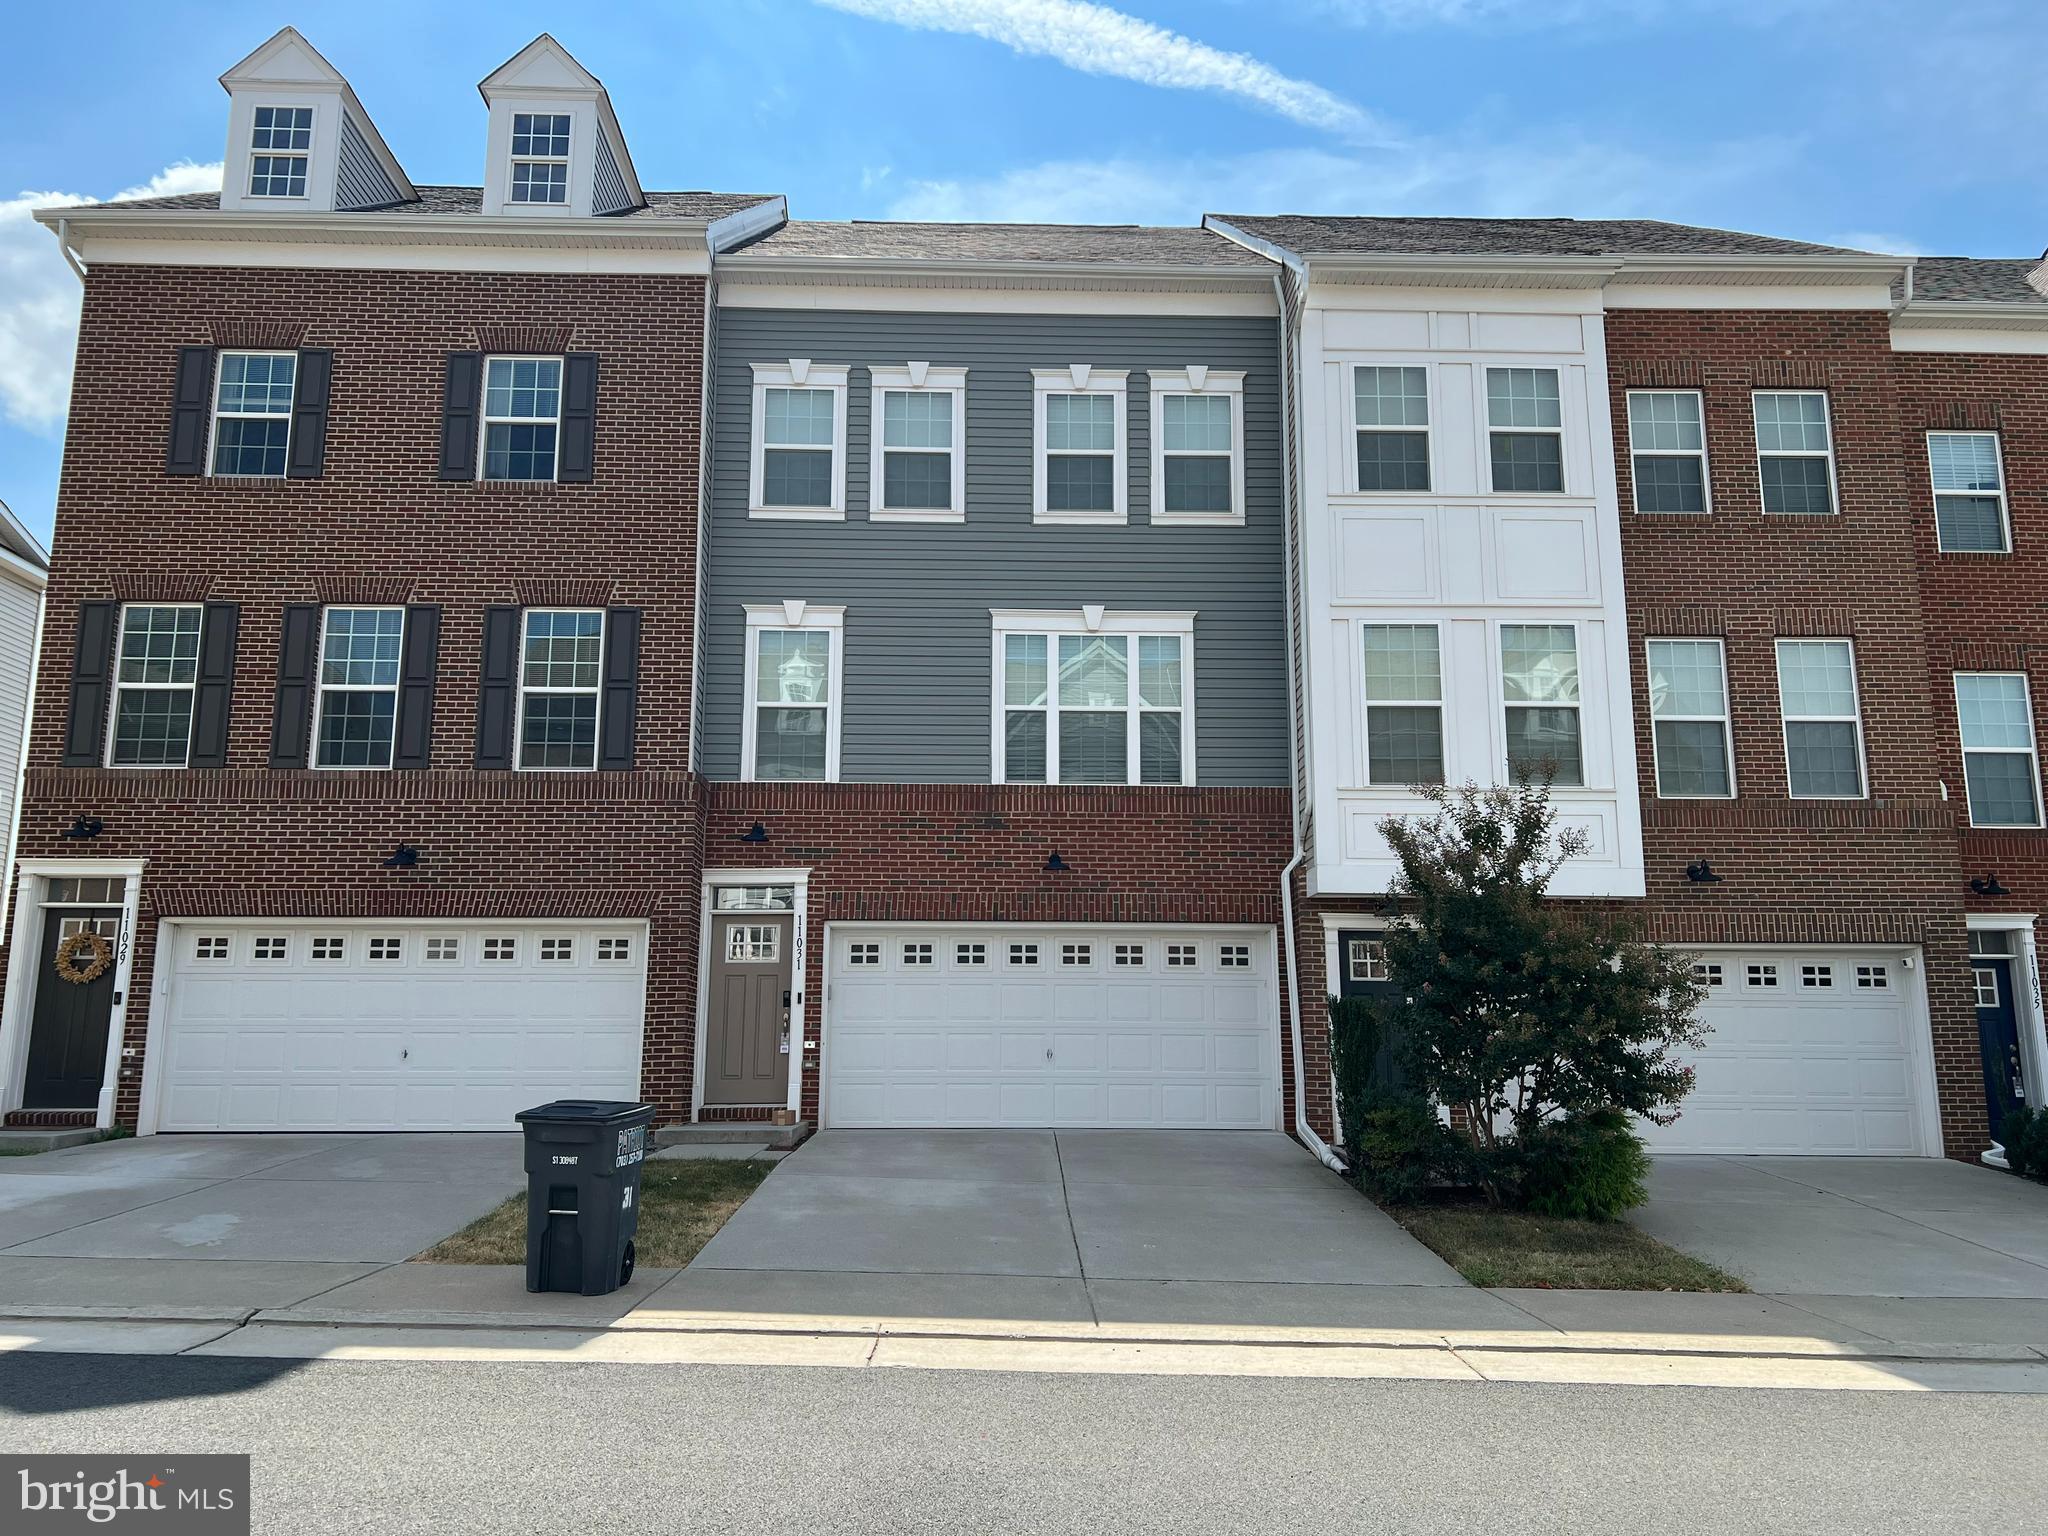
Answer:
705 913 794 1105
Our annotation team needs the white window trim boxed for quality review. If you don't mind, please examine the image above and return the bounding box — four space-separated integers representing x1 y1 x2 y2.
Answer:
105 603 203 770
867 363 967 524
1348 364 1433 496
1645 637 1736 799
1752 390 1838 515
508 110 572 207
1032 366 1128 526
1928 429 2012 555
1626 389 1713 514
741 602 845 782
1775 637 1868 800
478 355 563 484
246 104 313 200
1954 671 2043 829
1149 367 1246 526
989 608 1196 786
1497 619 1585 787
206 349 297 479
750 360 850 519
1360 621 1444 788
312 605 406 773
1485 367 1567 496
514 608 606 774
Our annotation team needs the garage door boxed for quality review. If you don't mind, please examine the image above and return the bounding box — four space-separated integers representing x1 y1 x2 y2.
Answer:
152 922 646 1132
825 926 1278 1129
1642 949 1936 1155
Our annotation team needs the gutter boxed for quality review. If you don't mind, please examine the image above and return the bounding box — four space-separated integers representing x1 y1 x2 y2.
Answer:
53 217 87 281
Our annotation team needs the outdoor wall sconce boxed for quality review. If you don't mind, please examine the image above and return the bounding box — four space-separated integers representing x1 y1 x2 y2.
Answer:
1684 859 1723 884
1971 873 2011 897
1044 852 1072 872
738 822 770 844
380 844 420 869
60 815 103 840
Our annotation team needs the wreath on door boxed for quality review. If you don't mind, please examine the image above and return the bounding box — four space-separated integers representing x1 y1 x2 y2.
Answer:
54 930 113 986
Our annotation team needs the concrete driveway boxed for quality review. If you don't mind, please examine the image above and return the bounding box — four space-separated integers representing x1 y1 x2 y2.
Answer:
0 1133 522 1312
653 1129 1537 1336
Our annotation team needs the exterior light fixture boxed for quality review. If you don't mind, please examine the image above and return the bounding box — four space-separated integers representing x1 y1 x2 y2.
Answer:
381 844 420 869
738 822 770 844
1684 859 1723 884
1044 852 1071 873
1970 874 2010 897
60 815 103 840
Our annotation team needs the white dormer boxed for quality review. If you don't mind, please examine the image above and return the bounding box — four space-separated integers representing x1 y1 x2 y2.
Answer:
217 28 414 214
478 35 644 219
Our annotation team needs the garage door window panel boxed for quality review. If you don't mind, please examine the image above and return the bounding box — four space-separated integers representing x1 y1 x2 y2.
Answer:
1955 672 2041 827
1777 639 1865 798
109 604 202 767
314 607 405 769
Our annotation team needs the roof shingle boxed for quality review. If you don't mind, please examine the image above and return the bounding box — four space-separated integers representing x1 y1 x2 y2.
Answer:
732 220 1272 268
69 185 779 221
1209 214 1873 259
1910 256 2048 306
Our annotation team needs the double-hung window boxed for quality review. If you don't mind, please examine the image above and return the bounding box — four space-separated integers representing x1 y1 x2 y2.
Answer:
1776 639 1864 798
743 605 842 781
210 351 296 477
518 610 604 770
750 362 849 517
314 607 405 769
1754 392 1836 514
1501 624 1582 785
509 112 570 205
1928 432 2009 553
1033 368 1127 523
481 357 561 482
1150 369 1245 524
996 614 1192 785
1362 625 1444 785
1646 639 1733 797
869 365 966 521
1627 391 1710 513
108 604 202 767
1354 366 1430 492
1955 673 2041 827
248 106 312 198
1487 368 1564 493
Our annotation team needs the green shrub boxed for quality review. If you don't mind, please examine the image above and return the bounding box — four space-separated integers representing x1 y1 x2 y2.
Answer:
1517 1109 1651 1222
2004 1105 2048 1182
1330 993 1446 1202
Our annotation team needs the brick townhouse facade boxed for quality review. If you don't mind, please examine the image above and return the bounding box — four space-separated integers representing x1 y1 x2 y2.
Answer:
7 26 2046 1165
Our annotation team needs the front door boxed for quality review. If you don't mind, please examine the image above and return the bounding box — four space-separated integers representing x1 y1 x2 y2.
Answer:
1974 955 2026 1146
705 912 794 1106
22 908 123 1109
1335 928 1405 1090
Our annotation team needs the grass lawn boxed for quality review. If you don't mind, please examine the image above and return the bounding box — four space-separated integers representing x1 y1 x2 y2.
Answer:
1387 1201 1748 1291
0 1146 44 1157
416 1158 773 1267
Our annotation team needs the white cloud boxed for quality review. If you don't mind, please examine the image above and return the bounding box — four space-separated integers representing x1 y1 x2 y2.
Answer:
816 0 1386 139
0 161 220 433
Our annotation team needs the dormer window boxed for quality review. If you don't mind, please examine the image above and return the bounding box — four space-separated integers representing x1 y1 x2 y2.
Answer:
248 106 313 198
509 112 571 204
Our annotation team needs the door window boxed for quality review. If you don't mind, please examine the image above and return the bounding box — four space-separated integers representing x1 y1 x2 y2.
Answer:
725 924 780 963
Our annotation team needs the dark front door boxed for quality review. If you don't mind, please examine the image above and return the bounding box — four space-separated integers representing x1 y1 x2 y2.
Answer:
22 908 122 1109
1335 928 1404 1089
705 913 794 1106
1974 956 2026 1146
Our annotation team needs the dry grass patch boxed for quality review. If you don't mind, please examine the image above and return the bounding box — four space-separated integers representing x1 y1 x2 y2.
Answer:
1389 1202 1748 1292
418 1158 773 1267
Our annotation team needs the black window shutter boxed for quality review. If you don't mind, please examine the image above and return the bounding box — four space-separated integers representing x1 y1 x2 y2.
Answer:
166 347 215 475
268 605 321 769
438 352 484 481
475 605 520 769
61 601 119 766
188 603 241 768
599 606 641 771
559 353 599 484
392 605 440 769
286 348 333 479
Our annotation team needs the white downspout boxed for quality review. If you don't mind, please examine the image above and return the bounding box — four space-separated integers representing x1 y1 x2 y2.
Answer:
1272 265 1343 1173
55 218 88 282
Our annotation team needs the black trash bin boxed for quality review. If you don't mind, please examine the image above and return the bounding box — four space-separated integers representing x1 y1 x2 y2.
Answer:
516 1099 657 1296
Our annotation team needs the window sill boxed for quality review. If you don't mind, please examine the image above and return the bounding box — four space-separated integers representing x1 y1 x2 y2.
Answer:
870 508 965 524
1150 510 1246 528
749 506 846 521
1032 510 1127 527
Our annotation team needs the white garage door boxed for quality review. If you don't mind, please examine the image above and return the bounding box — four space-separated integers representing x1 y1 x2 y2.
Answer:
1642 949 1936 1155
153 922 646 1132
826 926 1278 1129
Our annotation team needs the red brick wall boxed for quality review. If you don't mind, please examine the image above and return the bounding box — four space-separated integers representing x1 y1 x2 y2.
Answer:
1606 310 1982 1154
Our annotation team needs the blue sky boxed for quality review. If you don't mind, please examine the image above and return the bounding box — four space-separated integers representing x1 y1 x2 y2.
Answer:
4 0 2045 546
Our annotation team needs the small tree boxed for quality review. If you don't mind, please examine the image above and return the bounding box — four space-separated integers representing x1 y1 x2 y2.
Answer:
1372 780 1708 1201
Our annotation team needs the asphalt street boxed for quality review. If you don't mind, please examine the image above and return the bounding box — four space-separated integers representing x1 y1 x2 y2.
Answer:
2 1352 2043 1534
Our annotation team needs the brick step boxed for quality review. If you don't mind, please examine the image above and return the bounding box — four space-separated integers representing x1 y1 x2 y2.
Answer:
3 1109 95 1129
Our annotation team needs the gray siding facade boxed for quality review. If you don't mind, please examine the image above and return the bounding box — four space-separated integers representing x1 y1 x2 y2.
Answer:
592 128 631 215
336 111 402 210
702 306 1287 785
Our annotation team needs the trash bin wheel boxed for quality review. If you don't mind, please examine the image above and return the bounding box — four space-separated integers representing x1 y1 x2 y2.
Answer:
620 1239 636 1287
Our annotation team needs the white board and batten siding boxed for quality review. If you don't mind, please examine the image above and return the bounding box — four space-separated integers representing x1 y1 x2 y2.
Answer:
824 926 1280 1129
